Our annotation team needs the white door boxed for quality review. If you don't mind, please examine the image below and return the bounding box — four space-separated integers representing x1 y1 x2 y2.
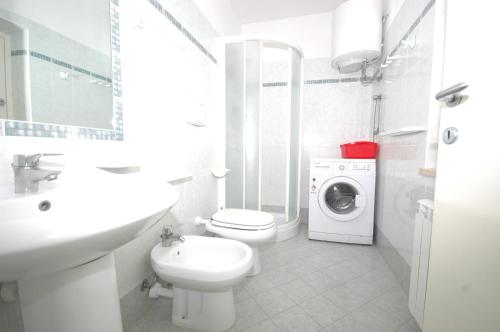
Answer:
423 1 500 331
0 34 7 118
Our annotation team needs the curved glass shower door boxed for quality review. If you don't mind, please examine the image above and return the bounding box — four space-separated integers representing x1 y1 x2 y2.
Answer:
287 48 302 222
224 38 303 241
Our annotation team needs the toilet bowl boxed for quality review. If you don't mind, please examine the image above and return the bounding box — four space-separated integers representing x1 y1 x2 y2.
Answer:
151 235 252 332
195 209 276 275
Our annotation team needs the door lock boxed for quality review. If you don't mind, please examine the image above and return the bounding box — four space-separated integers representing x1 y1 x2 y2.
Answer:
442 127 459 144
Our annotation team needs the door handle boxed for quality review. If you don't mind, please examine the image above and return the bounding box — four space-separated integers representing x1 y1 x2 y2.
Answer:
435 83 468 107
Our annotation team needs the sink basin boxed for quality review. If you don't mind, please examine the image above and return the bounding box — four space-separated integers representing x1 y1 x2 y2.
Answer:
0 167 179 282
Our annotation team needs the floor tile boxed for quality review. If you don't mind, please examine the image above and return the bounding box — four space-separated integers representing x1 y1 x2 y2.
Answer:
350 302 407 332
354 268 393 283
264 265 301 286
324 285 369 312
345 274 400 301
303 252 342 271
234 298 269 331
253 288 296 316
234 286 251 303
395 318 421 332
323 314 373 332
240 274 276 295
301 270 342 293
279 279 318 303
272 305 322 332
328 243 367 260
285 260 317 278
126 298 172 332
371 287 412 323
266 250 298 268
323 260 368 283
240 319 280 332
300 294 347 327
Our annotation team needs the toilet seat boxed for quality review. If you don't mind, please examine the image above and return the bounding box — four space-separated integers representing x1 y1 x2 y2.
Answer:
211 209 274 230
204 209 277 245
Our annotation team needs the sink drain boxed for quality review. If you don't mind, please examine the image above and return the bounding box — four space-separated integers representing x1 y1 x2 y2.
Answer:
39 200 51 212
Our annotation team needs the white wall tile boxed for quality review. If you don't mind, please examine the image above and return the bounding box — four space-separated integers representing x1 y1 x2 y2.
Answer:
375 4 437 270
300 58 373 209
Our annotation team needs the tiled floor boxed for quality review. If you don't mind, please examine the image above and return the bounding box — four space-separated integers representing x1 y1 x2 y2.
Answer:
126 225 420 332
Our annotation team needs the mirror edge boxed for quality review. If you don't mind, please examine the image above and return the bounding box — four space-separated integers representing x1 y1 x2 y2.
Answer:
0 0 123 141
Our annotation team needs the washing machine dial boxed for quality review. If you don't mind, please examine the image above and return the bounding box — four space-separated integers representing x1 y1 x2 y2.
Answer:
339 165 345 171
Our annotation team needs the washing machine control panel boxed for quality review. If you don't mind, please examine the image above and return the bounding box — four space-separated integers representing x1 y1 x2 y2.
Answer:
310 159 376 179
352 164 371 171
331 163 372 173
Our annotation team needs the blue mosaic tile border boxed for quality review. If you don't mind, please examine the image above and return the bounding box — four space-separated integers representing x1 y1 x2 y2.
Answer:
146 0 217 64
2 0 124 141
3 120 116 140
11 50 112 83
11 50 27 56
306 78 360 84
263 77 363 87
263 82 288 87
387 0 435 58
110 0 124 140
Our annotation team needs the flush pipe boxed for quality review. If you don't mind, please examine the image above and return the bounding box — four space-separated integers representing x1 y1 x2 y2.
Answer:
194 216 210 227
360 60 381 86
141 274 173 299
0 282 18 303
148 282 173 299
361 14 388 86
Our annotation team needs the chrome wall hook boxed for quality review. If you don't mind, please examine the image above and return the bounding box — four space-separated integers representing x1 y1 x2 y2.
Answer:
401 36 417 49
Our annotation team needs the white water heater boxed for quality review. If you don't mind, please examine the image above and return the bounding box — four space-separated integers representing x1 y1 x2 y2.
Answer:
331 0 382 73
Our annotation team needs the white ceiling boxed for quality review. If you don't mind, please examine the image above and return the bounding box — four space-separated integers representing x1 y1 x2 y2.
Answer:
230 0 347 24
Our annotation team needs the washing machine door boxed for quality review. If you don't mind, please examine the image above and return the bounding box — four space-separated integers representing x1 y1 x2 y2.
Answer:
318 176 366 221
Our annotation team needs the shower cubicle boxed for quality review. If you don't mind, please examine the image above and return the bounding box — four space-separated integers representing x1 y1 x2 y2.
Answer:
222 37 303 241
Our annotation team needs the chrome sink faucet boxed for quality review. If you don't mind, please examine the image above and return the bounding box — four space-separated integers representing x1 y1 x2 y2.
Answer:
160 226 185 247
12 153 63 194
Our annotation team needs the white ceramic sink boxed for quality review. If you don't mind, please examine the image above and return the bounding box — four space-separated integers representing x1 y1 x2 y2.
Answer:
0 167 179 282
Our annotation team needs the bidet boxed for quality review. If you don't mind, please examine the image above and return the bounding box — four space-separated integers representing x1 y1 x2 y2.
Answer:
151 235 252 332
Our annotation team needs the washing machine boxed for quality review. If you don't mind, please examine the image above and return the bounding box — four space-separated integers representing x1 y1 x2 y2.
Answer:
308 158 376 244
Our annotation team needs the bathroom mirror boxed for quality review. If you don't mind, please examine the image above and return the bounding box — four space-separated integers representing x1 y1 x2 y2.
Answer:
0 0 122 140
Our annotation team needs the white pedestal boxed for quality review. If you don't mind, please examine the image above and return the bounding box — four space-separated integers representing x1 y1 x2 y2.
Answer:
172 287 235 332
18 254 123 332
249 247 261 276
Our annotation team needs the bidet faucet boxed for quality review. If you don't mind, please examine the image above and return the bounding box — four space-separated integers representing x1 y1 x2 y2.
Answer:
12 153 63 194
160 226 185 247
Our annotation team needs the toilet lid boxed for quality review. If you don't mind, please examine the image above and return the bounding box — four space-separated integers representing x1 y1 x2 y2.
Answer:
211 209 274 230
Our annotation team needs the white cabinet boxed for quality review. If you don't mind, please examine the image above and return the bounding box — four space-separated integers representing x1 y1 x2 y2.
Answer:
408 199 434 328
